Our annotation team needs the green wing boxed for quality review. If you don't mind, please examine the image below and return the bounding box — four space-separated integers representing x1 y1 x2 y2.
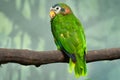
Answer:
52 16 86 54
51 15 87 77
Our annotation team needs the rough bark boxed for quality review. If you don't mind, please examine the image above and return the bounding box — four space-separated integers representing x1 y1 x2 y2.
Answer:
0 48 120 67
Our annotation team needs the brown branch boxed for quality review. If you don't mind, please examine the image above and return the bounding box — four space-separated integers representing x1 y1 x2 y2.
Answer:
0 48 120 67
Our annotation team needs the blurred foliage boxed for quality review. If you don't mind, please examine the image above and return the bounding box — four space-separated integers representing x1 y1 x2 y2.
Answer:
0 0 120 80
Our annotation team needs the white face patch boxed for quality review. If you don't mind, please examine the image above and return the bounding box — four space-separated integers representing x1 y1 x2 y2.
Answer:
50 6 61 14
54 6 61 14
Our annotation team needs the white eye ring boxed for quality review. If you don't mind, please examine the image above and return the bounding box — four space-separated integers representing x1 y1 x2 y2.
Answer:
54 6 61 14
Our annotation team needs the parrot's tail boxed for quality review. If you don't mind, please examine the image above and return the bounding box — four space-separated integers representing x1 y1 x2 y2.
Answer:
69 56 87 78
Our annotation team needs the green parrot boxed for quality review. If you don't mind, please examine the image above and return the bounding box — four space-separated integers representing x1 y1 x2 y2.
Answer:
49 3 87 78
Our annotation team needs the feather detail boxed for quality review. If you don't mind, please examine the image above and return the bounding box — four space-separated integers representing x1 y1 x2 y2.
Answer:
69 58 75 73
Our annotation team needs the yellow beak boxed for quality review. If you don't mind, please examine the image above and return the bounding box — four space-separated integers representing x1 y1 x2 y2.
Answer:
49 10 56 19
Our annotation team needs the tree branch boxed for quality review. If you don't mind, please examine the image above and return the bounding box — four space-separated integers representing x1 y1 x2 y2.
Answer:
0 48 120 66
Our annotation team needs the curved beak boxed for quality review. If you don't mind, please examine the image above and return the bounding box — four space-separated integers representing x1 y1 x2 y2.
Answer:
49 10 56 19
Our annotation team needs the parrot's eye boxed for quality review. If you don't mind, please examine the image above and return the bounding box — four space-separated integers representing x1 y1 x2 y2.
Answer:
54 6 61 14
55 6 60 10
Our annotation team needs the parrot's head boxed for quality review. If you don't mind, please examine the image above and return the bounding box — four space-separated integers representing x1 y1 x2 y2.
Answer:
49 3 73 19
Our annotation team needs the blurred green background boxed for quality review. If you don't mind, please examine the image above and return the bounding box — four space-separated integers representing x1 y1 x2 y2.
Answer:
0 0 120 80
